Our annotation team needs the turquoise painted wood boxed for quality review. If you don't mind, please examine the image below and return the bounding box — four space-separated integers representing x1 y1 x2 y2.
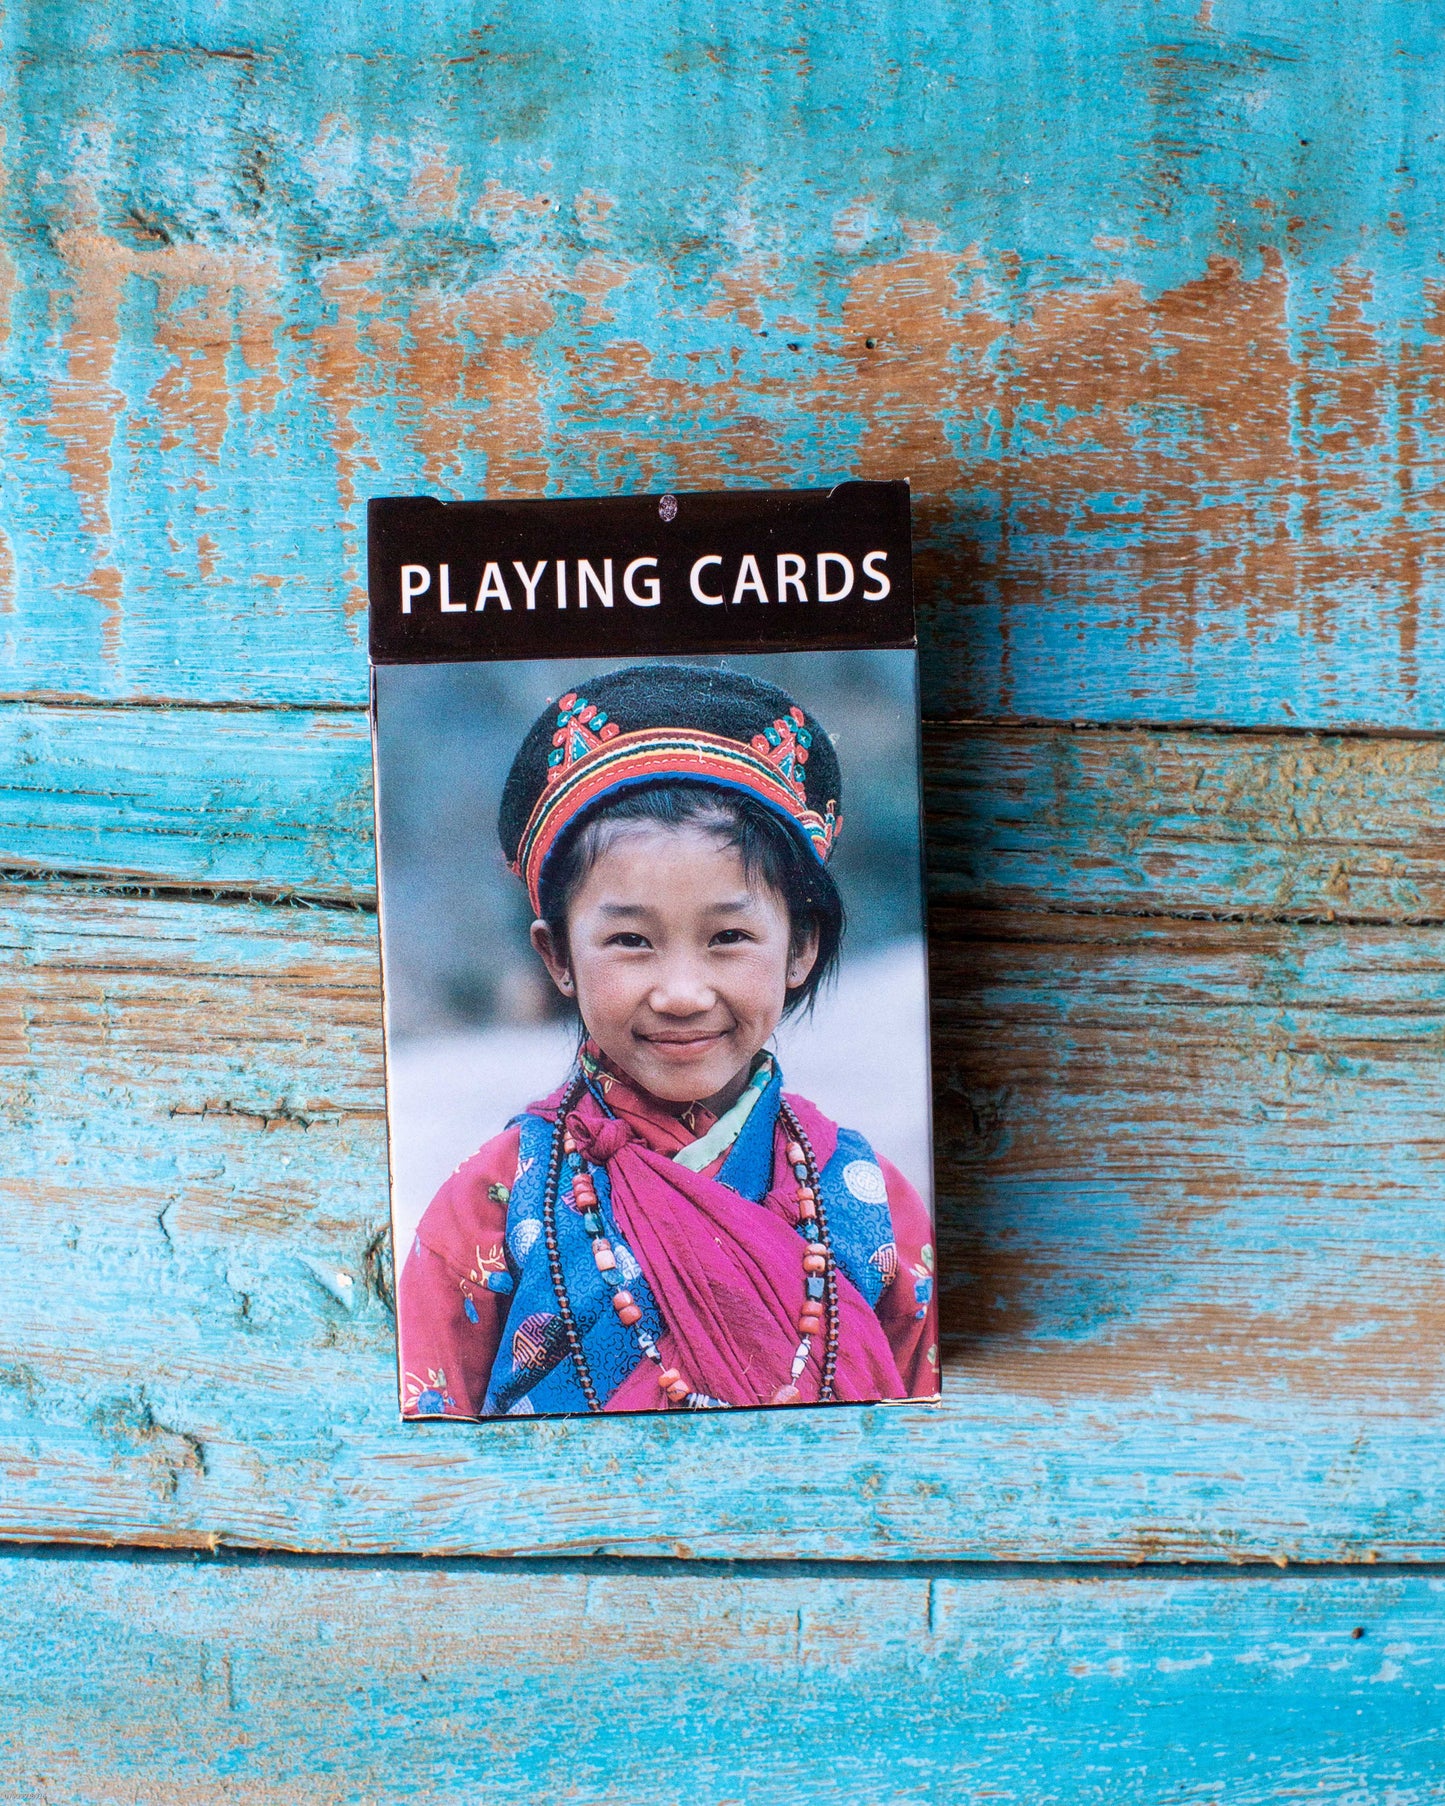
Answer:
3 885 1442 1560
3 0 1443 1795
0 703 374 897
0 3 1441 725
3 1551 1443 1803
927 728 1445 923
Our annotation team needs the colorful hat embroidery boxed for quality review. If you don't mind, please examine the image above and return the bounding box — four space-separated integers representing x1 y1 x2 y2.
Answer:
750 708 810 803
513 708 841 913
547 693 621 784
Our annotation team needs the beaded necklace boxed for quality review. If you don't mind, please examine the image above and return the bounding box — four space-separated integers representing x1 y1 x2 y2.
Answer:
539 1071 840 1411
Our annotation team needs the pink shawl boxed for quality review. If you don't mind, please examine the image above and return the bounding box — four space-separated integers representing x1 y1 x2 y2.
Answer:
535 1060 907 1409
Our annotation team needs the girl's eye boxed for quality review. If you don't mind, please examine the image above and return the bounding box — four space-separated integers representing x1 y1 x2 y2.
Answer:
606 932 652 950
710 928 753 947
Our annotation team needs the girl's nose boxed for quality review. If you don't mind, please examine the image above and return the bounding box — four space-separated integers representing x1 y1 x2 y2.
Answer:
648 955 717 1016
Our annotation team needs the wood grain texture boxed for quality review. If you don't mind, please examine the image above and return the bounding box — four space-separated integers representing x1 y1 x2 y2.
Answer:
0 702 374 898
9 706 1445 927
3 0 1444 1785
0 3 1442 726
4 1550 1442 1804
3 884 1441 1559
926 726 1445 923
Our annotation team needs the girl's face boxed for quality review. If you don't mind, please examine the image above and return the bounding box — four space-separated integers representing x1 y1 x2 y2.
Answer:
531 823 818 1112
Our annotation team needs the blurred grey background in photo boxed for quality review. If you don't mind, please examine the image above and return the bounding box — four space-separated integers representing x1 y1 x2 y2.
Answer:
374 650 932 1245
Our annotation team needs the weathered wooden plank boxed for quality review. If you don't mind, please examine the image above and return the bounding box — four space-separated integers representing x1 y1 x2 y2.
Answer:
0 702 375 898
4 1551 1442 1803
8 706 1445 925
2 884 1442 1558
926 726 1445 923
1 5 1443 725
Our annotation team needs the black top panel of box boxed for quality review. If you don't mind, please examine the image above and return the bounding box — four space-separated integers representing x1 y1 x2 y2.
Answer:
367 481 913 663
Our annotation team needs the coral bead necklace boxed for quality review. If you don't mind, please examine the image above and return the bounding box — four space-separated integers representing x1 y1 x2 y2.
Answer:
539 1073 839 1411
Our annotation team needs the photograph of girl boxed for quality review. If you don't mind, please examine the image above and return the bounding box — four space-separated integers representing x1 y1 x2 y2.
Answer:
381 657 938 1417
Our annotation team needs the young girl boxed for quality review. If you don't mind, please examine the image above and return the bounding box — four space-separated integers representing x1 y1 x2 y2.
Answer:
397 663 939 1416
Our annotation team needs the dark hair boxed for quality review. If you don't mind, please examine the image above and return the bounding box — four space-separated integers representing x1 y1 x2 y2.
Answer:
537 780 845 1017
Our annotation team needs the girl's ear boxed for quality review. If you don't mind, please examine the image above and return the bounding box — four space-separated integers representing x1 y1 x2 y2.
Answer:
530 920 575 996
785 924 821 992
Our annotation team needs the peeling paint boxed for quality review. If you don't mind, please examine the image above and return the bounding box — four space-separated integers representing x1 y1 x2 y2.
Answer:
0 3 1438 712
2 1560 1441 1798
0 9 1441 1788
22 230 1444 712
42 228 283 662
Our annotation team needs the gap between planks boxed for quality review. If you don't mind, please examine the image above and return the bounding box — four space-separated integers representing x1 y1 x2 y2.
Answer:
12 693 1445 743
0 871 378 914
0 1543 1424 1579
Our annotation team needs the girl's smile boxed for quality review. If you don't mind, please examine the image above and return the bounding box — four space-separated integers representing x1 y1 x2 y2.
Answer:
531 822 818 1113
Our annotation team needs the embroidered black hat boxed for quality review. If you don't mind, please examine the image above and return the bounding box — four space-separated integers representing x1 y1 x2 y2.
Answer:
499 663 843 912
